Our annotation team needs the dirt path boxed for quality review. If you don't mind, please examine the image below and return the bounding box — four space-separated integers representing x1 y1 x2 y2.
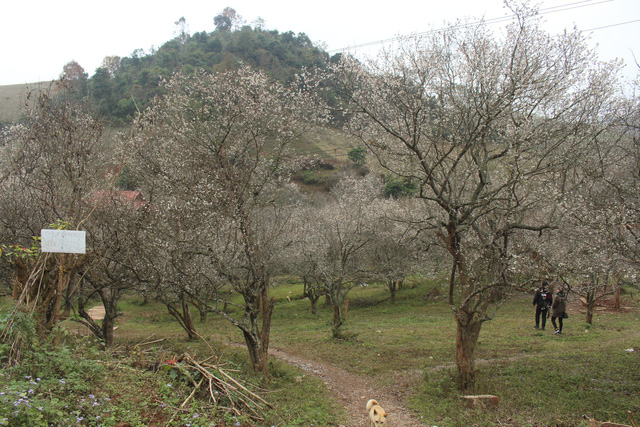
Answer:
268 347 427 426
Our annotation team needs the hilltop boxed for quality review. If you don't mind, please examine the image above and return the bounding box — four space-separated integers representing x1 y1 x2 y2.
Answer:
2 7 339 127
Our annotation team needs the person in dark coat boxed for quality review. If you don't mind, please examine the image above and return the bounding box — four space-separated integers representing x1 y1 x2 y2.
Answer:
551 289 567 334
532 281 552 330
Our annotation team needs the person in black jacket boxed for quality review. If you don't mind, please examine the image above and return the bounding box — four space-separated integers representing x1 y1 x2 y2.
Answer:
533 281 552 330
551 289 567 334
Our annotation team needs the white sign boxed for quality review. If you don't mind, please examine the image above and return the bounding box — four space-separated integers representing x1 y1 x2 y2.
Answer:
41 229 86 254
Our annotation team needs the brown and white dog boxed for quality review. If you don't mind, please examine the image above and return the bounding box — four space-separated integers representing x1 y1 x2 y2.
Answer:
366 399 388 426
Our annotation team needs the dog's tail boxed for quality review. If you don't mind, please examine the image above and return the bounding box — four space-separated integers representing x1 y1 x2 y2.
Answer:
366 399 378 411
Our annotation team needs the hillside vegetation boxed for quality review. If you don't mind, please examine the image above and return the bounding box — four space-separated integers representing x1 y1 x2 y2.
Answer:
1 8 338 127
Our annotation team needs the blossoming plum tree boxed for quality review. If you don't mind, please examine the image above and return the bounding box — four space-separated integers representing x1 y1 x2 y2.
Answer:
332 2 622 390
133 67 326 373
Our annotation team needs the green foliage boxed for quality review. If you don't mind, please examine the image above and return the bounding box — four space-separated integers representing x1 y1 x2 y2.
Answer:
1 220 70 262
0 236 40 261
300 170 318 185
383 174 417 199
0 374 116 426
49 220 73 230
0 310 38 365
0 310 115 426
114 165 139 191
82 22 335 124
0 310 218 426
347 146 366 166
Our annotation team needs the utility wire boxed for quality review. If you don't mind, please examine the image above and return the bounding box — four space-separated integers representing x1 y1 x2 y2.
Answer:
584 18 640 32
328 0 625 53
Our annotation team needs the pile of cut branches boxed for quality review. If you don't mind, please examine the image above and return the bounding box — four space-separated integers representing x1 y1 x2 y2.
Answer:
164 352 272 423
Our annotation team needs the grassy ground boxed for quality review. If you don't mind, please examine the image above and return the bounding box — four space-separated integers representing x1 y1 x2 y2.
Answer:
263 281 640 426
0 82 50 126
104 278 640 426
2 278 639 426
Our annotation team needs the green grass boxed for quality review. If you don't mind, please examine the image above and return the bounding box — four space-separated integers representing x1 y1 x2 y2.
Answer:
262 281 640 426
2 279 639 426
413 347 640 426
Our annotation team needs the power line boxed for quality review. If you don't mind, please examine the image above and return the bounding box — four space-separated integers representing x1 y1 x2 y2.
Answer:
584 18 640 32
328 0 621 54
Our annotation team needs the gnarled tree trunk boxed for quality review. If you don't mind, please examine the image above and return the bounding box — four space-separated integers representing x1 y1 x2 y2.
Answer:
455 310 483 393
303 279 322 315
242 286 275 374
329 283 345 338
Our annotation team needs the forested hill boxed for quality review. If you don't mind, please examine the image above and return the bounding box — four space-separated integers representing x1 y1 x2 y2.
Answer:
8 9 340 126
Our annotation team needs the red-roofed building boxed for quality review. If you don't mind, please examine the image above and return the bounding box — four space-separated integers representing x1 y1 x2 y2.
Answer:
92 190 147 210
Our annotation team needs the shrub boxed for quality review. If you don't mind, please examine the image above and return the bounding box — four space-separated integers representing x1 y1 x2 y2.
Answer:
301 170 318 185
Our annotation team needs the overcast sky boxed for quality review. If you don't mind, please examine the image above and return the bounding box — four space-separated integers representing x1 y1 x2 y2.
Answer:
2 0 638 86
